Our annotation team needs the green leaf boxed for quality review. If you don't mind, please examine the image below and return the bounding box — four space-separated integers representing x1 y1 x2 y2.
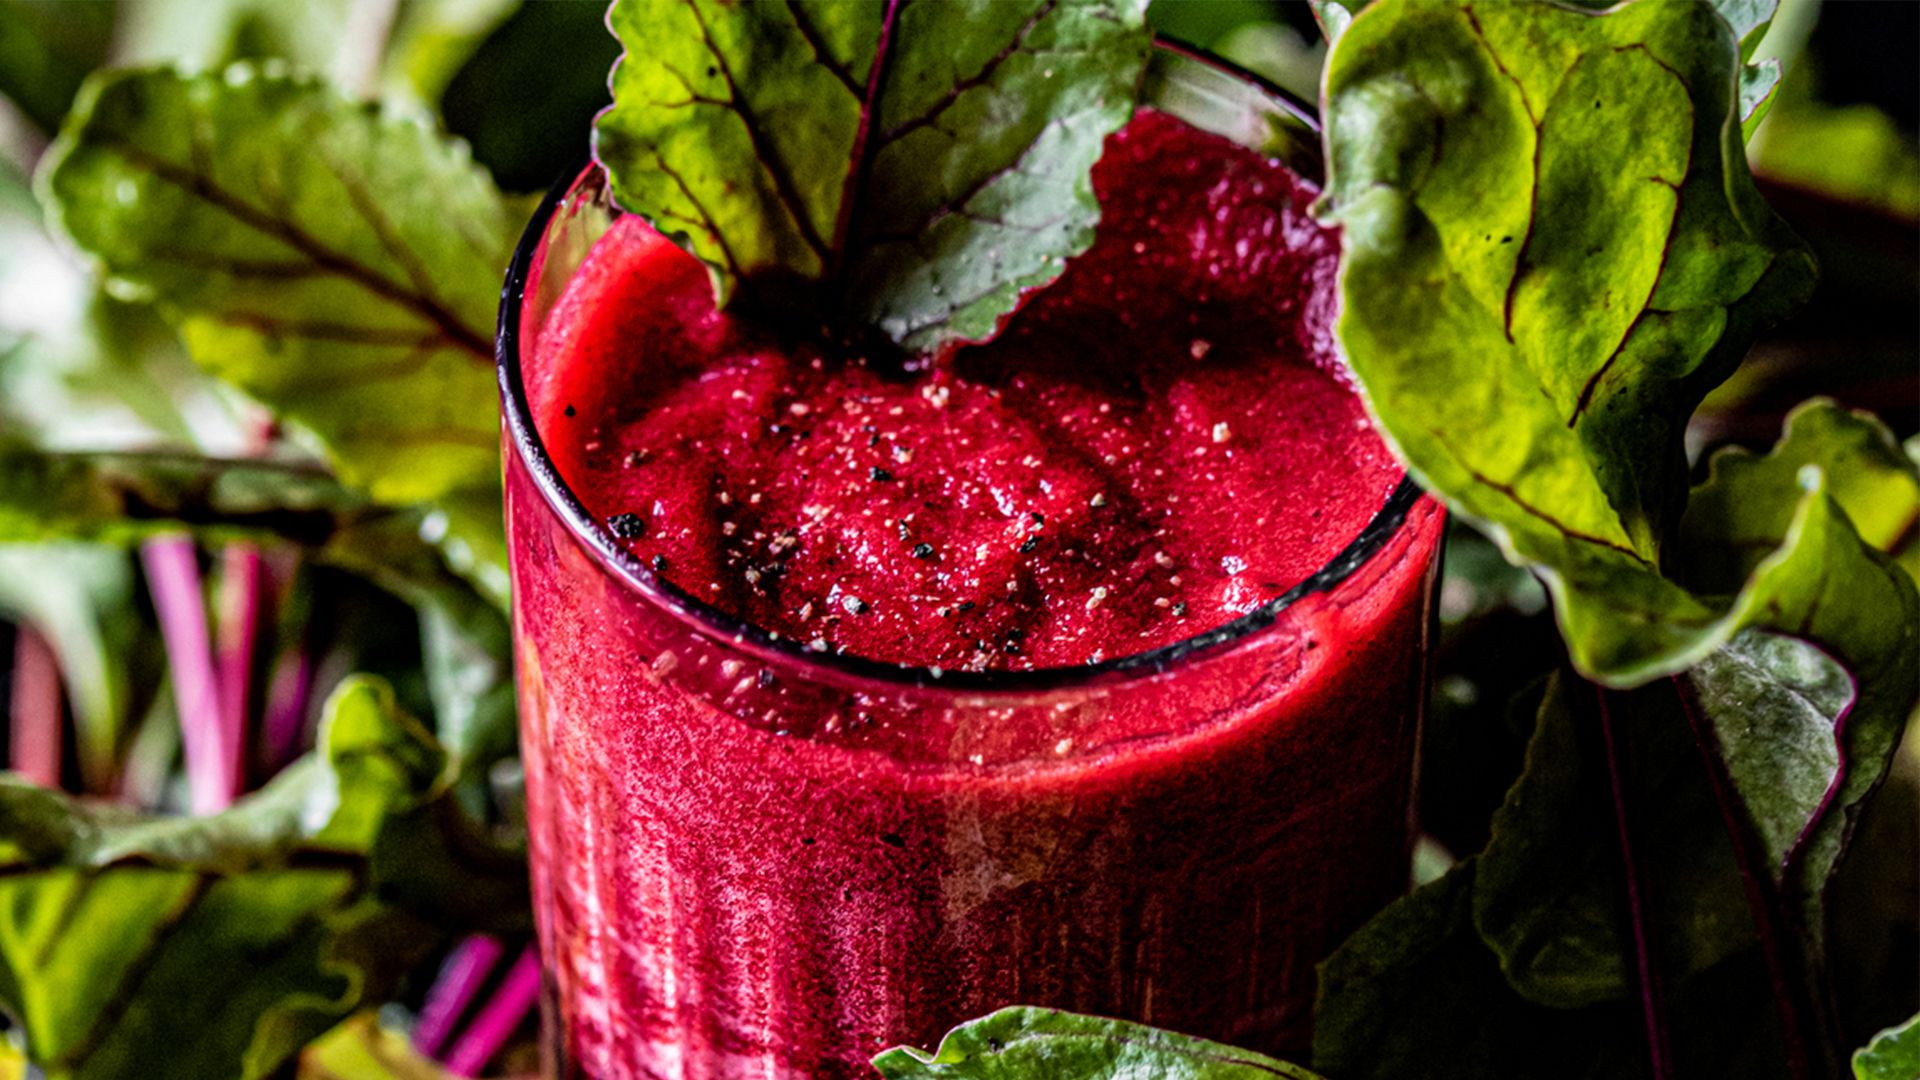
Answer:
595 0 1152 352
0 0 115 135
418 595 515 796
0 676 460 1080
874 1007 1319 1079
1708 0 1777 58
0 443 481 599
1313 861 1635 1080
1470 674 1752 1010
1313 674 1806 1079
1687 632 1851 879
1855 1012 1920 1080
1739 57 1781 140
0 159 245 454
298 1012 451 1080
1753 99 1920 220
1682 399 1920 558
36 64 515 506
1677 402 1920 952
1312 1 1782 136
1311 853 1790 1080
0 444 515 757
58 450 521 624
377 0 522 106
1307 2 1358 44
1318 0 1826 685
112 0 518 105
1328 404 1917 1070
0 444 378 549
1401 404 1919 1043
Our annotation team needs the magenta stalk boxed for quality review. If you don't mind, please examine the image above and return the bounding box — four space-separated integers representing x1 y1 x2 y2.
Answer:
8 625 63 788
412 933 505 1060
216 543 266 787
261 645 314 773
142 537 236 814
442 944 540 1076
1594 686 1672 1080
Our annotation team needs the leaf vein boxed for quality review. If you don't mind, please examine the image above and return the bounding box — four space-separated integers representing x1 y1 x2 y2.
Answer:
784 0 863 95
681 0 833 262
103 141 492 361
875 0 1061 147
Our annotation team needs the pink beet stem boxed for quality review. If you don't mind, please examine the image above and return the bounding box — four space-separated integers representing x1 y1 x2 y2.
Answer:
261 645 314 772
142 538 235 814
217 543 266 787
413 934 506 1060
443 944 540 1077
8 625 63 788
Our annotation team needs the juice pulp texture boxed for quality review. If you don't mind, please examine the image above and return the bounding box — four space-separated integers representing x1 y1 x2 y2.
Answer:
538 113 1401 670
509 111 1442 1077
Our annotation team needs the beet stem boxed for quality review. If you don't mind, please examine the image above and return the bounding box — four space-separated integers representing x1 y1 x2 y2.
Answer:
7 625 63 788
413 934 506 1060
142 537 235 814
443 944 541 1076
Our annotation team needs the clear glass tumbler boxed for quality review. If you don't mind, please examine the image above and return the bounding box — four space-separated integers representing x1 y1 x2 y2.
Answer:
499 42 1445 1080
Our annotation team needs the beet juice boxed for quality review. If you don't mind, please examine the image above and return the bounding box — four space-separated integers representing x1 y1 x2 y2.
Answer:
500 49 1443 1080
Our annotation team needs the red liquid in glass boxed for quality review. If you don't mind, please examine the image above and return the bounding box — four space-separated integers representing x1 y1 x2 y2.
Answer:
506 112 1444 1078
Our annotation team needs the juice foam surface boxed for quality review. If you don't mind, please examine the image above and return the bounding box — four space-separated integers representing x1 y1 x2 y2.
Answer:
537 110 1401 670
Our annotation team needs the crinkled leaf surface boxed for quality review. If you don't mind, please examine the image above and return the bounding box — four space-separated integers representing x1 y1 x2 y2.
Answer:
1311 0 1782 121
1688 632 1852 880
1676 401 1920 950
873 1007 1318 1079
1854 1012 1920 1080
1319 0 1820 685
1313 861 1637 1080
1470 674 1752 1010
1314 675 1809 1079
0 677 487 1080
37 64 514 505
1312 854 1791 1080
595 0 1151 352
1316 401 1918 1072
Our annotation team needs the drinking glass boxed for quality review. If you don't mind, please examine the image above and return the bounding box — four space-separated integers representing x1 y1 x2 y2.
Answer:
499 42 1446 1080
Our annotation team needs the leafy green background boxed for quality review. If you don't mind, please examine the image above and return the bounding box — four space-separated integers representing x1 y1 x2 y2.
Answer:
0 1 1914 1078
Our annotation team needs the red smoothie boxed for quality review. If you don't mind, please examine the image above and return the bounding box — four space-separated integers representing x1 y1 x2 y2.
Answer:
504 103 1443 1078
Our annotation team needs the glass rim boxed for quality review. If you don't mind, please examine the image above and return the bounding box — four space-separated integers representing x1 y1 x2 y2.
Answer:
496 38 1425 695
